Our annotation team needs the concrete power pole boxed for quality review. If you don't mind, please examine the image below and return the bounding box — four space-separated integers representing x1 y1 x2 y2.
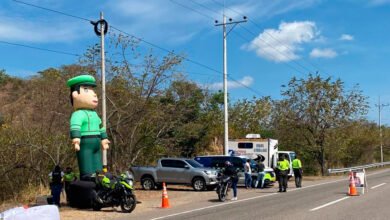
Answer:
92 12 108 169
215 12 247 156
376 96 388 164
100 12 107 168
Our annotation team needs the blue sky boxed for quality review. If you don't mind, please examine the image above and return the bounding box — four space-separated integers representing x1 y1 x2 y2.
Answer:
1 0 390 124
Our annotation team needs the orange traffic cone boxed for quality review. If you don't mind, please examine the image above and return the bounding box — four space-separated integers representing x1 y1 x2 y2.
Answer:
161 182 170 208
348 171 358 196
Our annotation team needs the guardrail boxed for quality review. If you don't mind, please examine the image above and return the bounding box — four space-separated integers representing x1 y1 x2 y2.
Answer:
328 161 390 174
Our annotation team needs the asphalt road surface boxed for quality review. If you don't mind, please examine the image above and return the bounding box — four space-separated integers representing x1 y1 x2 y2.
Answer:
124 168 390 220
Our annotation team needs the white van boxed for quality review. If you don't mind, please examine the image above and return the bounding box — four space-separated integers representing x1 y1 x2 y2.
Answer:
228 134 295 177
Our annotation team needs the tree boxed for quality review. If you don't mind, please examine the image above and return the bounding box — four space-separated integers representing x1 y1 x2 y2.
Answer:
273 74 368 175
229 96 273 139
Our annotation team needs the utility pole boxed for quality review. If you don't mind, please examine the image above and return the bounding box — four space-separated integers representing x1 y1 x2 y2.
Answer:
100 12 107 169
92 12 109 169
375 96 388 164
215 10 247 156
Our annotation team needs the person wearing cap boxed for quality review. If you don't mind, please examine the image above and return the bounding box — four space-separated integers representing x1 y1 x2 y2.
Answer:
67 75 110 179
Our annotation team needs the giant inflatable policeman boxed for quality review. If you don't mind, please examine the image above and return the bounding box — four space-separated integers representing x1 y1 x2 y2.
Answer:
67 75 110 178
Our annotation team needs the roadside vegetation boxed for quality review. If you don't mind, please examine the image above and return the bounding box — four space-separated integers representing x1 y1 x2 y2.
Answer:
0 33 388 204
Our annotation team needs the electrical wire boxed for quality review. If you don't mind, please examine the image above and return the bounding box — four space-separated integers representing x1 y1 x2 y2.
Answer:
170 0 215 20
13 0 93 22
231 31 307 78
12 0 267 97
210 0 332 77
0 40 79 57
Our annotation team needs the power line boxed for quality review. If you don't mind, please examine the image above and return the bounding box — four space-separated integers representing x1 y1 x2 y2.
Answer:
239 25 314 75
188 0 221 16
13 0 268 98
0 40 79 57
181 0 314 77
211 0 332 77
227 75 266 97
170 0 215 20
231 29 308 78
13 0 92 22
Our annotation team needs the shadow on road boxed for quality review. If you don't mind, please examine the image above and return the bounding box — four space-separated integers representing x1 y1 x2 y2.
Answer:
208 199 224 203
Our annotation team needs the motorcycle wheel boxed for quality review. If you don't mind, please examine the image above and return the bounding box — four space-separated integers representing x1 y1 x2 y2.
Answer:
121 194 137 213
218 185 226 202
92 201 102 211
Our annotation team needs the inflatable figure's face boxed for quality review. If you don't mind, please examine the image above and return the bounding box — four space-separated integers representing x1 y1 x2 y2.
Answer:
72 85 98 109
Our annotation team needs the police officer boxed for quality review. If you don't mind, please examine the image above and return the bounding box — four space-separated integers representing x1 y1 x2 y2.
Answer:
277 155 289 192
63 167 77 203
292 154 303 188
49 165 64 207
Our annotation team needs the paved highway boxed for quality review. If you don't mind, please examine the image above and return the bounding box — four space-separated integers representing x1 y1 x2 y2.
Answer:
125 168 390 220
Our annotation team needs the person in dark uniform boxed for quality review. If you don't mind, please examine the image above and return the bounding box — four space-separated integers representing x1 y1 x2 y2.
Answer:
49 165 64 207
223 161 239 200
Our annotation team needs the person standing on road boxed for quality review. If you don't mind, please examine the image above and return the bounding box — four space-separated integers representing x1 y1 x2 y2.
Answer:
277 155 289 192
255 160 265 188
223 161 239 200
292 154 303 188
244 159 252 189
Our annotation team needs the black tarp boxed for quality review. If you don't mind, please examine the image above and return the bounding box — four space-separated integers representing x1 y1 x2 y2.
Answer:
68 180 96 209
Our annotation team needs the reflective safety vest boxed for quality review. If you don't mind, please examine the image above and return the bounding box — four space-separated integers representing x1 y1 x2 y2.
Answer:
277 160 289 171
292 159 302 169
64 172 76 182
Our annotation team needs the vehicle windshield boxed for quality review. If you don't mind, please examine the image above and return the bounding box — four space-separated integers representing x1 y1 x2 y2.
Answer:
186 159 204 168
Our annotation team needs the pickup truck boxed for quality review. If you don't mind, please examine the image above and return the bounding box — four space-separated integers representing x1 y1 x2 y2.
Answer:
130 158 218 191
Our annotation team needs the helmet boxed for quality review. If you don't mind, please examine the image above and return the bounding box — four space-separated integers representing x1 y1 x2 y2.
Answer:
224 161 232 166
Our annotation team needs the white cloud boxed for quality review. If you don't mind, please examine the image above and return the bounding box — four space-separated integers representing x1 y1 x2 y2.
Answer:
310 48 338 58
203 76 254 90
340 34 354 41
245 21 319 62
106 0 321 45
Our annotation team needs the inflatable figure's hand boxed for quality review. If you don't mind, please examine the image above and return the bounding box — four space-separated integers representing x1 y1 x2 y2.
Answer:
72 138 81 151
101 139 110 150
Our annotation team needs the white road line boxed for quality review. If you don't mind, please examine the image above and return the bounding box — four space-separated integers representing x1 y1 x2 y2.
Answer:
151 169 390 220
150 192 278 220
370 183 386 189
309 197 350 211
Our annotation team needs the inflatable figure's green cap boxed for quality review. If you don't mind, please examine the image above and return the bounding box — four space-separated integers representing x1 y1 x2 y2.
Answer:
67 75 96 88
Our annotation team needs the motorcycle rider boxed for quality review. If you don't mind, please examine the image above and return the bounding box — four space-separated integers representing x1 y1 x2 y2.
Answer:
223 161 239 200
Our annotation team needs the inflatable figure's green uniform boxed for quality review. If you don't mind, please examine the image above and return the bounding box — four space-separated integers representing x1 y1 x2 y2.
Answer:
70 109 107 176
67 75 108 177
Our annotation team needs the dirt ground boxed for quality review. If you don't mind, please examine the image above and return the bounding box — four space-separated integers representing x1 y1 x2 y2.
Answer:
1 175 344 220
59 175 342 220
59 184 208 220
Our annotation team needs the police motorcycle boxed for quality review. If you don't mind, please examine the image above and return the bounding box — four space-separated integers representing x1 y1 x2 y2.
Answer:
92 171 137 213
216 171 232 202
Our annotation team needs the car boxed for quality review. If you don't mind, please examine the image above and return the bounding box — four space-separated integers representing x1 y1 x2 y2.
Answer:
130 158 218 191
194 155 275 187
